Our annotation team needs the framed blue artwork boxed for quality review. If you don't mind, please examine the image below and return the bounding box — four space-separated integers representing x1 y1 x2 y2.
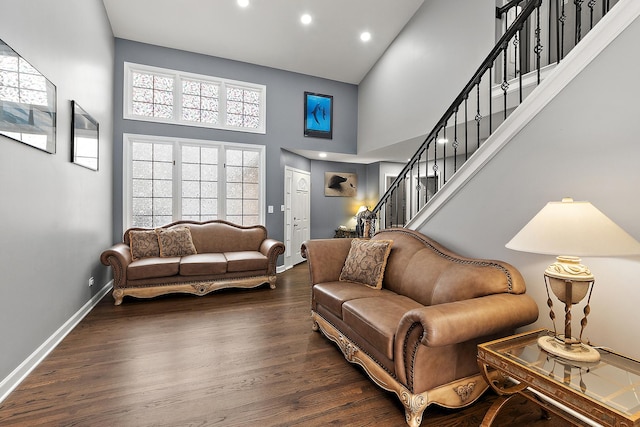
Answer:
304 92 332 139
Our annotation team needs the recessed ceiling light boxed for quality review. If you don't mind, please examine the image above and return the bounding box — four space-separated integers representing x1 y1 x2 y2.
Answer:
319 152 327 158
437 138 449 144
237 0 249 8
360 32 371 42
301 14 312 25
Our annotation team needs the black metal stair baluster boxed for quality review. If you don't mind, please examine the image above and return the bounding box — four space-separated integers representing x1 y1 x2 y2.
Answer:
489 67 493 135
432 134 438 197
548 0 553 65
402 175 407 226
502 40 509 121
464 95 469 161
560 0 566 59
389 185 398 227
588 0 595 29
535 3 542 84
411 160 417 219
453 107 459 173
555 0 561 64
416 151 421 212
575 0 584 44
476 81 482 150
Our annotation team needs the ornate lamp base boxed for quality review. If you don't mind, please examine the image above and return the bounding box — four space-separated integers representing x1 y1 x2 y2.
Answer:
538 335 600 363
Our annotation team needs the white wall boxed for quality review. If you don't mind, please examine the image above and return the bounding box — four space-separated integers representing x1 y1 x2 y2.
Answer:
0 0 114 384
358 0 495 153
416 8 640 358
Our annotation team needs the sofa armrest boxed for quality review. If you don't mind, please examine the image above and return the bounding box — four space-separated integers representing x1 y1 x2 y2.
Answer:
301 238 353 284
260 238 285 275
393 293 538 390
397 293 539 349
100 243 132 288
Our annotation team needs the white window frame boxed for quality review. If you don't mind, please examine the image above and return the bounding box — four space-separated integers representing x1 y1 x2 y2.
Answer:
123 133 266 230
123 62 267 134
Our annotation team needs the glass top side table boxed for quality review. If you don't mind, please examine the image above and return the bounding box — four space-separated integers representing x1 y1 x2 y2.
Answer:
477 329 640 426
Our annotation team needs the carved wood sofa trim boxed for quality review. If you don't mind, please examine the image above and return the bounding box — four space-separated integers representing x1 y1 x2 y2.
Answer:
108 272 277 305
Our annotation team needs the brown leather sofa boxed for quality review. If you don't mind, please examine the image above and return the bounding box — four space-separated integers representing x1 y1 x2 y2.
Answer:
301 228 538 427
101 220 285 305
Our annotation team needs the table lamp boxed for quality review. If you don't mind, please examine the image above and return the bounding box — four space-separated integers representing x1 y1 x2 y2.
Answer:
506 198 640 363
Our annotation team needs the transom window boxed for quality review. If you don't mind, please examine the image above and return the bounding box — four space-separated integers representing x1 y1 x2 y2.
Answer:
124 62 266 134
123 134 265 229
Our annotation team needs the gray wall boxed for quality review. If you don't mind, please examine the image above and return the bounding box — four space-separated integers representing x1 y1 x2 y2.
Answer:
113 39 359 250
358 0 495 153
0 0 114 381
310 161 370 239
416 12 640 358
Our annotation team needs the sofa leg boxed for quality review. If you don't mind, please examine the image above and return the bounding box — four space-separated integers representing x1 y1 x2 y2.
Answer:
112 289 124 306
401 392 428 427
268 275 277 289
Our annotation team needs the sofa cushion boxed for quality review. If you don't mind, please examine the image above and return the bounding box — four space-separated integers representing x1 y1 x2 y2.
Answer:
313 281 397 320
188 222 266 253
224 251 268 272
339 239 393 289
156 227 197 257
342 296 423 360
129 229 160 260
128 257 180 280
179 253 227 276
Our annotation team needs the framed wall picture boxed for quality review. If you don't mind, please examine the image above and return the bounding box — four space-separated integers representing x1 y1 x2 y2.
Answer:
325 172 357 197
304 92 332 139
71 101 99 171
0 38 57 153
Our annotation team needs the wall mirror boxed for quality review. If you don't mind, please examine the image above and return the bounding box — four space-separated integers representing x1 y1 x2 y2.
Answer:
0 38 56 153
71 100 99 171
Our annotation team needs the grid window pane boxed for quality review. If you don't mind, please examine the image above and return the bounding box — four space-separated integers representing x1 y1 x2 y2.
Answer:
243 167 259 183
243 183 259 199
226 183 242 199
130 141 174 227
202 147 218 164
223 147 262 226
227 199 242 215
226 149 242 166
181 79 220 124
201 182 217 198
182 198 200 216
130 70 175 119
225 86 262 129
180 145 219 222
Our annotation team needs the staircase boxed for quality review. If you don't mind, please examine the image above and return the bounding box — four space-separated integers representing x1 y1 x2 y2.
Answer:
372 0 620 230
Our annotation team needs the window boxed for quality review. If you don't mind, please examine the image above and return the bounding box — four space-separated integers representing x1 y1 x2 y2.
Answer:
124 63 266 134
123 134 265 229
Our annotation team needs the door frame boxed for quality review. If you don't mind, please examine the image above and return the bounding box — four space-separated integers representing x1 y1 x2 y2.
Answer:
283 166 311 270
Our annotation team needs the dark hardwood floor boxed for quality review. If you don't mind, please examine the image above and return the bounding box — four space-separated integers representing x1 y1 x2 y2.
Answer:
0 263 569 426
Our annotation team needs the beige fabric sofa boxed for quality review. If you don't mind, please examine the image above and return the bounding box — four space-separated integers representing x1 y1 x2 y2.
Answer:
301 228 538 426
101 220 285 305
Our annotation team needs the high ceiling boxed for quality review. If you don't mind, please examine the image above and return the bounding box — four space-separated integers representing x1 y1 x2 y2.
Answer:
102 0 424 85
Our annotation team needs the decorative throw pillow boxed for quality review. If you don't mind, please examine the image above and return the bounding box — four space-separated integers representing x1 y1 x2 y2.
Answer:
129 229 160 261
339 239 393 289
156 227 197 257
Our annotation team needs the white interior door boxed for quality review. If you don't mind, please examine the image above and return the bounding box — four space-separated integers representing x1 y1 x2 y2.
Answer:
284 167 310 269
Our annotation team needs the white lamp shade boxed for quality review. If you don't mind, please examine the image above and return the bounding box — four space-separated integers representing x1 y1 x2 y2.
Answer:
506 198 640 257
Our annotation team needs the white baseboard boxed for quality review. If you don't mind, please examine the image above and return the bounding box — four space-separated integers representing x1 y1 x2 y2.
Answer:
0 280 113 404
276 264 288 273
